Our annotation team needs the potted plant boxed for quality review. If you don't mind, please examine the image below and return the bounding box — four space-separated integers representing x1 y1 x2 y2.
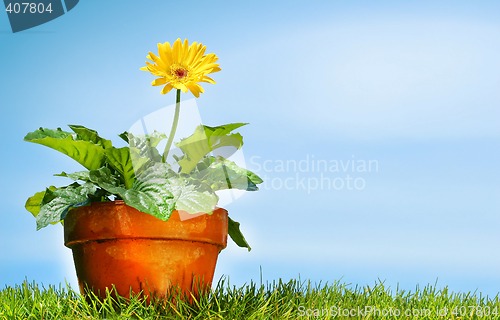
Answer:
24 38 262 300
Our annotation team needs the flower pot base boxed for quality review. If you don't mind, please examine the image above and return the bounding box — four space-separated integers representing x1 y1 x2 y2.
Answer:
71 238 220 300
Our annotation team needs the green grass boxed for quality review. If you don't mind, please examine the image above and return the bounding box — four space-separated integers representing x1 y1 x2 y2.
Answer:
1 279 500 319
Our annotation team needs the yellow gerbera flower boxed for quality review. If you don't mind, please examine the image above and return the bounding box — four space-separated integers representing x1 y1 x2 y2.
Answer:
141 38 220 97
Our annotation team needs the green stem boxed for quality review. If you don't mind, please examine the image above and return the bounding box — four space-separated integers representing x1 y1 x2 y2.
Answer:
163 89 181 162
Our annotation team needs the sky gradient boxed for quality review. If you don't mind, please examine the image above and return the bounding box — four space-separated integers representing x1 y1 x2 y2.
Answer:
1 0 499 296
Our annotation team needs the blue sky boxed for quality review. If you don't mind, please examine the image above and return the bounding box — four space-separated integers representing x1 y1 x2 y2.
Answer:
1 0 499 296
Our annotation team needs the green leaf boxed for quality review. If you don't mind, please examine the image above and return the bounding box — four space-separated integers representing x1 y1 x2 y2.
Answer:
25 191 45 217
55 171 91 182
118 131 129 143
144 131 167 148
24 128 105 170
36 183 98 230
118 130 168 147
128 132 166 164
41 186 58 206
176 123 246 174
228 217 251 251
167 176 219 214
89 163 215 219
129 163 175 219
57 171 112 201
89 165 175 220
88 167 123 193
196 157 263 191
104 147 138 189
25 186 56 217
204 123 247 148
68 125 113 149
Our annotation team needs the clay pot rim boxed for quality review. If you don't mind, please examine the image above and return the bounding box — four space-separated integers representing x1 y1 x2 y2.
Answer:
64 201 228 250
66 237 224 248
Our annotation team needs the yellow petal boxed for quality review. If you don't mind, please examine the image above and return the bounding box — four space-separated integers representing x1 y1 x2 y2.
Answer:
176 83 188 92
194 46 207 65
181 39 189 59
172 38 182 62
193 63 220 74
187 83 204 98
158 41 173 65
186 41 199 65
152 78 167 86
149 52 168 69
161 83 173 95
201 76 216 84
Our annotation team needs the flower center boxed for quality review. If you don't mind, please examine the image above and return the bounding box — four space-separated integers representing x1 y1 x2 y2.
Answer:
172 65 188 80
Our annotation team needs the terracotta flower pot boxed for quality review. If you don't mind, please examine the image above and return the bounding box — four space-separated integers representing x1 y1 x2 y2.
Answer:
64 200 228 301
